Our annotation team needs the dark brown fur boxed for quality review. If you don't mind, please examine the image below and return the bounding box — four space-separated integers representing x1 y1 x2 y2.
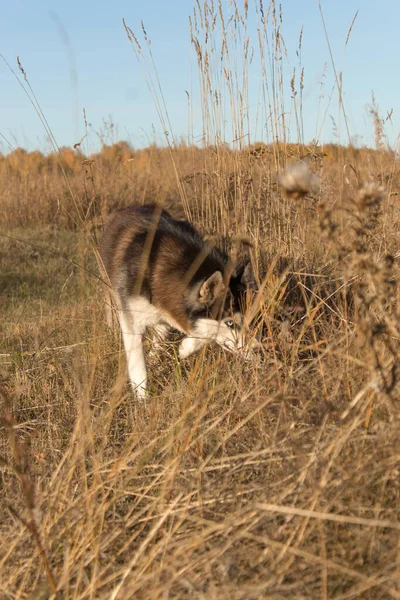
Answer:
99 204 242 332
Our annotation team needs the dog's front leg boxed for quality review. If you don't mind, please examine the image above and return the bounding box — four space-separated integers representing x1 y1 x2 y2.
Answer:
179 319 222 359
119 311 147 398
178 335 206 359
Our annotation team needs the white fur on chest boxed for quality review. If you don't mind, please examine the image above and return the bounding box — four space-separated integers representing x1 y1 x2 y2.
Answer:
127 297 184 334
128 297 163 331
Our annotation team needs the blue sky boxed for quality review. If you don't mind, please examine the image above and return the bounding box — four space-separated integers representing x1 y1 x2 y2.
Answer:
0 0 398 153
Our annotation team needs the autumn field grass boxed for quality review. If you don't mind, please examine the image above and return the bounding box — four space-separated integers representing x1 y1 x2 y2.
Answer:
1 139 400 600
2 0 400 597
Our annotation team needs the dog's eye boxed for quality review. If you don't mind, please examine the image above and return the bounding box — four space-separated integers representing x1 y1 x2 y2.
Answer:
225 319 235 328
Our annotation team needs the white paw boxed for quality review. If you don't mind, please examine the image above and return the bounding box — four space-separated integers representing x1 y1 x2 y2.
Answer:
131 381 147 399
179 337 197 359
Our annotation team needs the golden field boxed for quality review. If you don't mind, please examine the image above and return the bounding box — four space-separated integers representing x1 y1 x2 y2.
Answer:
1 139 400 599
2 1 400 597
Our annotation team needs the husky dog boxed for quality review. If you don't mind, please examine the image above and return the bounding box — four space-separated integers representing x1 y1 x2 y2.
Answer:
99 204 253 398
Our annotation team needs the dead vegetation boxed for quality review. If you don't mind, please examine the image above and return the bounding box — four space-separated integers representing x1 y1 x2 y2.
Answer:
2 137 400 599
2 0 400 597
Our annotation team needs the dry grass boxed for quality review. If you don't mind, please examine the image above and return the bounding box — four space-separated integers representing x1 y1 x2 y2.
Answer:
2 139 400 599
2 1 400 598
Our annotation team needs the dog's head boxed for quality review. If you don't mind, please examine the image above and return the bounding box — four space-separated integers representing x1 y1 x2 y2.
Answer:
188 263 256 352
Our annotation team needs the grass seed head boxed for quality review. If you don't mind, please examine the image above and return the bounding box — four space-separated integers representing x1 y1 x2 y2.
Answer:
278 163 320 199
356 181 386 208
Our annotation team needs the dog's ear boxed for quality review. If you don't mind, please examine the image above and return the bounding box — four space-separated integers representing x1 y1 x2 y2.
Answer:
232 262 257 291
241 262 257 290
199 271 225 304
